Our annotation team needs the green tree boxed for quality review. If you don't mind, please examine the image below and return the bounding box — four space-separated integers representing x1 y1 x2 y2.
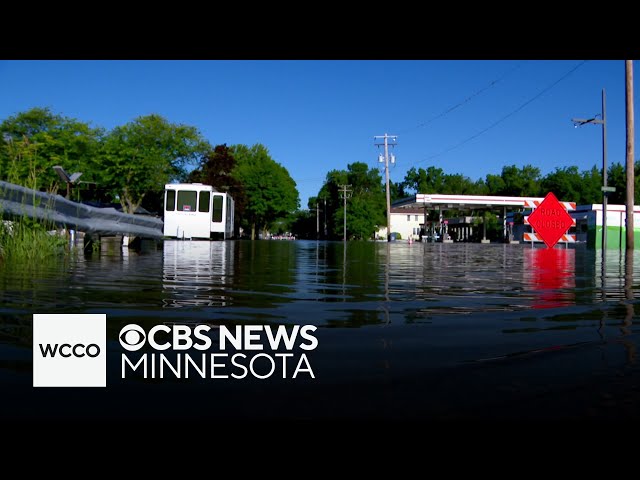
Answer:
604 160 640 205
102 114 209 214
317 169 348 239
402 166 445 194
485 173 505 195
579 166 604 204
231 143 299 239
540 166 583 203
316 162 385 240
290 208 316 239
442 173 482 194
472 178 489 195
347 162 386 239
389 180 407 201
607 162 626 205
499 164 541 196
0 107 104 196
402 165 486 196
188 144 247 230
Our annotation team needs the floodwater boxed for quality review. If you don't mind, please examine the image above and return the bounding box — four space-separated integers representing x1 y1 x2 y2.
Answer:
1 240 640 421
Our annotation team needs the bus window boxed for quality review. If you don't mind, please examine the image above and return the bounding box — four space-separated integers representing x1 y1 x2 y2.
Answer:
177 191 197 212
199 191 210 212
213 195 223 222
165 190 175 211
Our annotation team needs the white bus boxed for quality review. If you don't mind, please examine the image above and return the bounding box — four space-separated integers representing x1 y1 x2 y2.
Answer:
163 183 234 240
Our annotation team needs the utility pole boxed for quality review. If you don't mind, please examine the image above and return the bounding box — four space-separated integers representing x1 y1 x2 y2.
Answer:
572 89 608 251
339 184 352 241
316 202 320 240
602 88 608 252
323 197 327 238
626 60 635 250
374 134 397 241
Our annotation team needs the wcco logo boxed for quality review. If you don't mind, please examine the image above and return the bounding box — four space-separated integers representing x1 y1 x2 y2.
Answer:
39 343 101 358
33 314 106 387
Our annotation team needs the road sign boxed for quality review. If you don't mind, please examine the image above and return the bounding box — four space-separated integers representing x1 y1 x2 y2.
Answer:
526 192 574 248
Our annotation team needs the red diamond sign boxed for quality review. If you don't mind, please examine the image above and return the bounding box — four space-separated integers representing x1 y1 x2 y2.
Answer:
526 192 573 248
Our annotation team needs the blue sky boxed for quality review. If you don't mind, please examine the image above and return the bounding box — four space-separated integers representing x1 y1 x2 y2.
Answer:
0 60 636 207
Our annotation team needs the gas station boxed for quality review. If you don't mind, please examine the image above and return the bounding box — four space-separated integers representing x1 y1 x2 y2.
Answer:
388 193 576 243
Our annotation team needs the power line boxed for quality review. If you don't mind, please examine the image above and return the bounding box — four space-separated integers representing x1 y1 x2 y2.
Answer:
397 61 524 135
410 60 589 168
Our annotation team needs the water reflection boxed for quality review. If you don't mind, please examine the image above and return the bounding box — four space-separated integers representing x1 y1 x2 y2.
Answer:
3 240 640 419
523 247 576 309
162 240 234 308
618 249 637 364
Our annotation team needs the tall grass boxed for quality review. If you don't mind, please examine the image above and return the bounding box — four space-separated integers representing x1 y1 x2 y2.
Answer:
0 217 69 263
0 137 74 263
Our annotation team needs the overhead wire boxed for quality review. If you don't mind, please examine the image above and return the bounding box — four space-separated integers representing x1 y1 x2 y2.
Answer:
408 60 589 169
397 61 524 135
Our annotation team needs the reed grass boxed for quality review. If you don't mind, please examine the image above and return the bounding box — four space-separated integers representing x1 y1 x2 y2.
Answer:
0 216 69 263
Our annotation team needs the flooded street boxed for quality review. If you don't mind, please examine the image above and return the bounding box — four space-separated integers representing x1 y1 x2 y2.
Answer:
2 240 640 420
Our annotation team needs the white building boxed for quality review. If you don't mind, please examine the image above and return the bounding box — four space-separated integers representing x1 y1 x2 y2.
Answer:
377 207 426 241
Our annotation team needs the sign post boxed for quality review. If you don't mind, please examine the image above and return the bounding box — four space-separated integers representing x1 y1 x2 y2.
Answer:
526 192 574 248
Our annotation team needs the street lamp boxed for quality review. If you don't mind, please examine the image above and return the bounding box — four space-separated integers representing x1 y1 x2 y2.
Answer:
572 88 611 251
52 165 83 199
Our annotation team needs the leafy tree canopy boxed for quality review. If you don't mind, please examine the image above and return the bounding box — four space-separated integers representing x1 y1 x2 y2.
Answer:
231 143 299 239
102 114 210 213
0 107 104 195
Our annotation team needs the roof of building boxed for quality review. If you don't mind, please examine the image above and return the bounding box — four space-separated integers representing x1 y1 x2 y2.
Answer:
393 193 547 211
390 207 426 214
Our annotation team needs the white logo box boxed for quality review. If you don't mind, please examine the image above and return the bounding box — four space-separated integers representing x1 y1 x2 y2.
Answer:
33 314 106 387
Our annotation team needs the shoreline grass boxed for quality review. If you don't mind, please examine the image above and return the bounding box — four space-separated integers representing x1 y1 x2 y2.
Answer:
0 217 70 263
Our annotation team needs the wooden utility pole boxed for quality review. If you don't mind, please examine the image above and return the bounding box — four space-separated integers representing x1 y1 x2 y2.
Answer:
626 60 635 250
339 184 352 241
374 134 398 241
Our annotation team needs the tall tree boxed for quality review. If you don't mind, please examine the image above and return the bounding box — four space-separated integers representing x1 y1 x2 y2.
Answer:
231 143 299 239
317 169 348 240
102 114 209 214
402 166 445 194
607 162 626 205
389 180 407 201
500 164 541 197
0 107 104 195
317 162 385 240
580 166 605 204
485 173 505 195
188 144 247 227
442 173 482 194
540 166 583 203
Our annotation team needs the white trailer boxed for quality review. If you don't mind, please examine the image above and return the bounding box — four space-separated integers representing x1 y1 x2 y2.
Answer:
163 183 234 240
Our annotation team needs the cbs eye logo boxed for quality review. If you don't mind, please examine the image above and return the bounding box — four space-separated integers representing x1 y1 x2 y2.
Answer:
119 324 146 351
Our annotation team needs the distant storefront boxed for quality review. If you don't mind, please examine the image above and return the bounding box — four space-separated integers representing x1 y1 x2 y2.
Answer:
572 204 640 249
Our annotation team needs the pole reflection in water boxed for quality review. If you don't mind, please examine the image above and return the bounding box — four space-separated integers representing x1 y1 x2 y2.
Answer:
523 247 576 309
620 248 637 363
380 242 390 325
162 240 234 308
342 241 347 301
